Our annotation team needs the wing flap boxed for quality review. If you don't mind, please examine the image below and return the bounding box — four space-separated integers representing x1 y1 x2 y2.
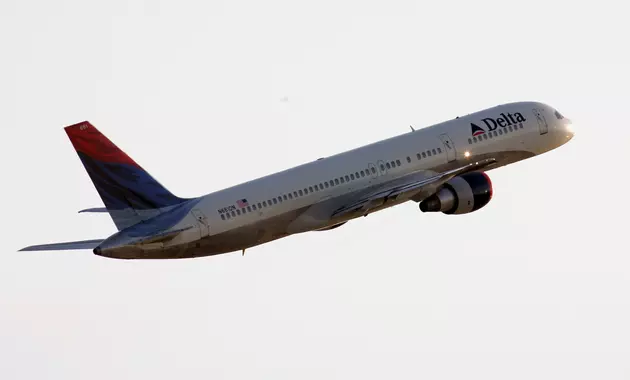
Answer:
19 239 104 252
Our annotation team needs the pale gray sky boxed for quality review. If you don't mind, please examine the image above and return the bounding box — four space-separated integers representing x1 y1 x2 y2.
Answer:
1 0 629 379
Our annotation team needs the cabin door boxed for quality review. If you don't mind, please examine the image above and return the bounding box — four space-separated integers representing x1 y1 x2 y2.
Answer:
439 134 456 162
191 209 210 238
533 108 548 135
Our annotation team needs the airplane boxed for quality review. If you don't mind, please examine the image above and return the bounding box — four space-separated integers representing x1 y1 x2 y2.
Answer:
20 101 574 259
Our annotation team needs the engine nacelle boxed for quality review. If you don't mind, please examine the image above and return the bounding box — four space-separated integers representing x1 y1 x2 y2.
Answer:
419 172 493 214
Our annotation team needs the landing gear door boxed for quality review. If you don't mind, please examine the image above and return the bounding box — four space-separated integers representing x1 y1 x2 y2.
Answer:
439 133 456 162
191 209 210 238
533 108 548 135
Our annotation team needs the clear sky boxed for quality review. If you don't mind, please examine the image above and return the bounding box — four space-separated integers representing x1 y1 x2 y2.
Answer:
1 0 629 379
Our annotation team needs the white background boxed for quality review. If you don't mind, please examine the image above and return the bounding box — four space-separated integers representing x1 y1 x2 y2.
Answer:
1 0 629 379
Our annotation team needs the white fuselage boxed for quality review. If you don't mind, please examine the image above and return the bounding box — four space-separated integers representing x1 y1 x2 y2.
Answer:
98 101 574 258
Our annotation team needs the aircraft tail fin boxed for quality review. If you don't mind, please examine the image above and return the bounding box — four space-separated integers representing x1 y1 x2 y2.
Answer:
65 122 187 230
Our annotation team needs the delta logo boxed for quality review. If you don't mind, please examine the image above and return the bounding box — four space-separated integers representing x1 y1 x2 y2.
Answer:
471 123 486 136
470 112 527 136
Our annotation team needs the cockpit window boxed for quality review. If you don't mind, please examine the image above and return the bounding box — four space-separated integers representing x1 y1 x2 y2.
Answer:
554 110 564 120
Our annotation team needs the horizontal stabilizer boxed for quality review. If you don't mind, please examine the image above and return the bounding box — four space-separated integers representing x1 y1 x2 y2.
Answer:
78 207 108 213
19 239 104 252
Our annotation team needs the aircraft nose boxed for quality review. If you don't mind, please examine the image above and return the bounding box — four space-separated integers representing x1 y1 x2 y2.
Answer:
564 118 575 140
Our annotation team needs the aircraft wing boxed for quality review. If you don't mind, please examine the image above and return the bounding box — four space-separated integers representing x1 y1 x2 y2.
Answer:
19 239 104 252
331 158 496 218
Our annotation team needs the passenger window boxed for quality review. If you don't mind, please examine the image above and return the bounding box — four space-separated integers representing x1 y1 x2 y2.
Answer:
335 179 340 185
293 191 298 197
483 134 488 140
231 211 236 217
252 204 257 211
330 180 335 186
417 153 421 160
389 161 395 168
273 198 278 204
386 162 391 169
396 159 401 166
508 125 513 132
427 150 432 157
499 129 503 135
493 131 498 137
257 203 262 209
407 156 411 163
520 124 524 129
422 152 426 158
299 190 303 196
371 167 377 174
226 213 231 219
488 133 493 139
350 174 355 180
263 201 267 207
309 186 313 192
221 214 226 220
325 182 329 188
288 193 293 199
340 177 345 184
344 175 349 182
380 164 385 171
473 137 477 143
432 149 436 155
237 209 241 215
468 138 472 144
437 148 441 154
283 195 288 201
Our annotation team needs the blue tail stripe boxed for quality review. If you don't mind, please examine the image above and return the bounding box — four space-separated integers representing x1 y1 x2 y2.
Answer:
78 152 184 211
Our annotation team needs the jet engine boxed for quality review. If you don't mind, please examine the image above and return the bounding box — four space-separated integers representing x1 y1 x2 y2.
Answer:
419 172 493 214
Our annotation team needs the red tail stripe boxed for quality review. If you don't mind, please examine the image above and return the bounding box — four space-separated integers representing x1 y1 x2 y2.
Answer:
65 122 141 168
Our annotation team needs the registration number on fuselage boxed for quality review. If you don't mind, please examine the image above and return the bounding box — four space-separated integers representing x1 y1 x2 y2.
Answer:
218 205 236 214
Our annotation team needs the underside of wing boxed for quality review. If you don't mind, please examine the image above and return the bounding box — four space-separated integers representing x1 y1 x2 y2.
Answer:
332 158 496 218
19 239 104 252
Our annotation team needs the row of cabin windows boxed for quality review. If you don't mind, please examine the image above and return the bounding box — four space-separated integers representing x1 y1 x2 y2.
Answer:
221 164 383 220
414 147 442 161
221 147 443 221
468 123 524 144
